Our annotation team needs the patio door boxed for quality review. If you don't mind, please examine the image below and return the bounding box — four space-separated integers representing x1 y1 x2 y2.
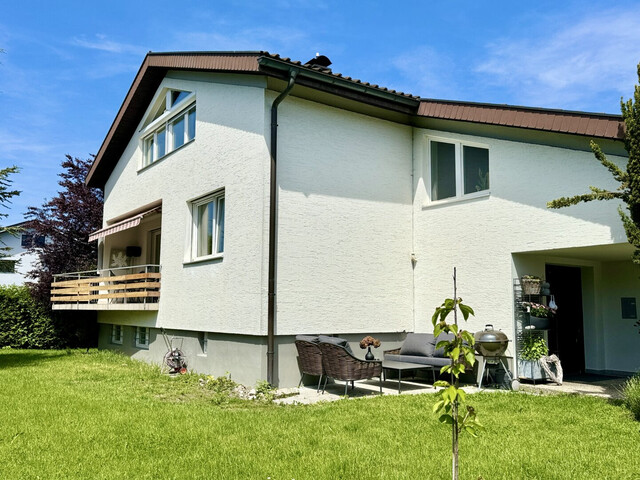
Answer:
149 229 161 265
545 264 585 375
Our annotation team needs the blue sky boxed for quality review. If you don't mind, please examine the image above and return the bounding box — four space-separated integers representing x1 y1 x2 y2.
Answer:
2 0 640 225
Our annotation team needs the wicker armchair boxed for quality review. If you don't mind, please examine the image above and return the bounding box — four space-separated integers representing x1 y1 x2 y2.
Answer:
318 342 383 396
294 340 325 392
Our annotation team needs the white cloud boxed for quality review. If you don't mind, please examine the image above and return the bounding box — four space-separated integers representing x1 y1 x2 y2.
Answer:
71 34 146 56
390 46 458 98
475 7 640 110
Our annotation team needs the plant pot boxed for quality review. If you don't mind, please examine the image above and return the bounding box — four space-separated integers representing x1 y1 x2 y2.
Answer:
521 278 541 295
518 359 548 380
529 316 550 330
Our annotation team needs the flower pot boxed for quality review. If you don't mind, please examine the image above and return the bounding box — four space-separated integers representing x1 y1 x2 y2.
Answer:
521 278 541 295
529 315 550 330
518 359 548 380
365 346 375 361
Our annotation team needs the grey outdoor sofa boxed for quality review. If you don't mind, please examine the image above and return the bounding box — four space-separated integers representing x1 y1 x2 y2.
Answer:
383 333 455 382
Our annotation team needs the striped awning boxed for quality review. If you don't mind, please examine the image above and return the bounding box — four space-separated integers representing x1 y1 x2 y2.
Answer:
88 207 160 242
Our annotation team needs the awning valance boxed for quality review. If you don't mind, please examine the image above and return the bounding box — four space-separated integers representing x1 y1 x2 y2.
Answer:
88 206 160 242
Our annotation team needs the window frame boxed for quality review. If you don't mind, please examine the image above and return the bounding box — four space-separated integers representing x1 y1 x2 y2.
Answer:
0 259 17 274
111 324 123 345
188 189 225 263
426 135 491 205
135 326 150 349
141 90 196 168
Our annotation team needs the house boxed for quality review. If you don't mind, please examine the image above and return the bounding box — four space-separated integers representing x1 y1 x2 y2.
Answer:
0 222 44 286
52 51 639 387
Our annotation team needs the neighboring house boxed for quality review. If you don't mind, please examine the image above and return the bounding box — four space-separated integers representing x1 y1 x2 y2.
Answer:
0 222 44 286
52 51 639 387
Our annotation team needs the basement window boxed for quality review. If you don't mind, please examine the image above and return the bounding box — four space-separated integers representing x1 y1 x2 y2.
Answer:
142 90 195 167
111 324 123 345
428 138 489 202
135 327 150 349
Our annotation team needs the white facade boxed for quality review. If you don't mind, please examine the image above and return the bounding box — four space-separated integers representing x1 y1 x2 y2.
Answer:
94 66 640 385
0 227 41 286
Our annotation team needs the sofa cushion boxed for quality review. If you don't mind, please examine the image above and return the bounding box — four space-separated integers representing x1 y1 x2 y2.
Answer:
431 333 455 357
399 333 435 357
385 354 450 368
318 335 353 354
295 335 320 343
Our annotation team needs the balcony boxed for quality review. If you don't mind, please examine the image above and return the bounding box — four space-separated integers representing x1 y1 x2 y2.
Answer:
51 265 161 311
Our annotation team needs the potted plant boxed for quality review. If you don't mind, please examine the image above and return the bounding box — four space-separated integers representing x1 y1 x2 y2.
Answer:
518 332 548 380
359 336 381 360
521 301 555 329
521 275 542 295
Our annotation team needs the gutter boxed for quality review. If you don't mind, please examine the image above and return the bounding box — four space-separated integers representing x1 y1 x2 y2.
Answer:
267 69 298 386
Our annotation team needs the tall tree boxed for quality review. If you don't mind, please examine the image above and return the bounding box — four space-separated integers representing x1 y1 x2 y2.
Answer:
0 165 21 253
25 155 103 305
548 63 640 263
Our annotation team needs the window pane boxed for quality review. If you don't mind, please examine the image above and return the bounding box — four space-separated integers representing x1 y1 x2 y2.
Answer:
145 136 155 164
463 146 490 194
171 90 190 106
430 141 456 200
197 201 214 257
156 128 166 158
216 197 225 253
188 107 196 141
172 115 185 150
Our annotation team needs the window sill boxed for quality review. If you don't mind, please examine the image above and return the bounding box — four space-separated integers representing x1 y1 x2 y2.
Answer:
138 138 195 174
135 345 149 350
183 253 224 266
422 190 490 210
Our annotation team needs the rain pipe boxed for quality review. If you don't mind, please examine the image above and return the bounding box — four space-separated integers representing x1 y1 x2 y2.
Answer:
267 69 298 385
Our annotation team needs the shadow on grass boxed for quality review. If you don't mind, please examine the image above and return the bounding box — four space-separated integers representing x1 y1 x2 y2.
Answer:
0 350 75 370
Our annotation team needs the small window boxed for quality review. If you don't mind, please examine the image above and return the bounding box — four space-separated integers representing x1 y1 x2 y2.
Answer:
199 332 208 355
142 90 195 167
429 139 489 202
190 190 225 260
21 234 45 248
135 327 150 349
0 260 17 274
111 324 123 345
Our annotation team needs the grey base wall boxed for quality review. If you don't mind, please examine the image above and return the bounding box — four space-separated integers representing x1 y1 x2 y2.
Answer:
98 324 408 387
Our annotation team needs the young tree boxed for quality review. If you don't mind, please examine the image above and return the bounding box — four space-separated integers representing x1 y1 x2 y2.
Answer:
25 155 103 307
548 63 640 263
0 166 21 251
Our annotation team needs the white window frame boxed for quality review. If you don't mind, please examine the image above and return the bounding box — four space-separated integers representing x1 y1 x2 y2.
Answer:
141 90 196 168
111 324 123 345
188 189 225 262
135 326 150 349
426 135 490 205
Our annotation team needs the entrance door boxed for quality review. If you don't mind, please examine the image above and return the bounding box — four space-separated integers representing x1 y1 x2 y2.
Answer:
149 229 161 265
545 265 585 375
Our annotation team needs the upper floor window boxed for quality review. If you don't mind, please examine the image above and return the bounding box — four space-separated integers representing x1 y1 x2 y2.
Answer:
429 138 489 202
142 89 195 167
190 190 225 261
21 233 45 248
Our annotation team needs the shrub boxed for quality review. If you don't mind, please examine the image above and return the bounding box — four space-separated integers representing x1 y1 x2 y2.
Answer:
0 285 57 348
623 373 640 421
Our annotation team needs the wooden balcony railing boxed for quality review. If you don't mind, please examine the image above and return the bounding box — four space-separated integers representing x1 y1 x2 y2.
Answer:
51 265 161 310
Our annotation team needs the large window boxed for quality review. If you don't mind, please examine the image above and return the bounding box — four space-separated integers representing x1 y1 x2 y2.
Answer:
190 190 225 261
429 139 489 202
142 90 195 167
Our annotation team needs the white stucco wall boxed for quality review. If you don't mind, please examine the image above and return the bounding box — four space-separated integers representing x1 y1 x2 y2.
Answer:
275 96 414 335
101 72 270 335
0 231 40 285
413 129 628 350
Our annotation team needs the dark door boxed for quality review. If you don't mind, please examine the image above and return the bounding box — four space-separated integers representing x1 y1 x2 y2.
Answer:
545 265 585 375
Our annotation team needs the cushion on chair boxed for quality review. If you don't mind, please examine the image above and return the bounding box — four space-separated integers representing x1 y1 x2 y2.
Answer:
295 335 320 343
318 335 353 354
384 354 450 367
399 333 435 357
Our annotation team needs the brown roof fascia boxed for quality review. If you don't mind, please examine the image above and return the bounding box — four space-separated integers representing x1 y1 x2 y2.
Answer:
417 99 624 141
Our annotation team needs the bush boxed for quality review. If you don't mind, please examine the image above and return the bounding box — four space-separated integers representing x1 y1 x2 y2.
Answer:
623 373 640 421
0 285 57 348
0 285 97 348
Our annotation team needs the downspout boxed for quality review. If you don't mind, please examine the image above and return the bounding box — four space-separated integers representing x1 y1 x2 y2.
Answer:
267 69 298 385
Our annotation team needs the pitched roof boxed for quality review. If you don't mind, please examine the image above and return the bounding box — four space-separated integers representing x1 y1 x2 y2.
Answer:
86 51 625 188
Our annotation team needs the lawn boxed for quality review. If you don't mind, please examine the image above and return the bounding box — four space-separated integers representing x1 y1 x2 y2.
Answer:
0 349 639 479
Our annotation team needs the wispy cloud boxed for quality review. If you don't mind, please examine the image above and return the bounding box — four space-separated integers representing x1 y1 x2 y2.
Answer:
71 34 146 56
475 7 640 110
390 46 458 98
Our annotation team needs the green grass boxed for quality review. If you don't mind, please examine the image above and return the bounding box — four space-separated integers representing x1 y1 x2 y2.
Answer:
1 349 639 479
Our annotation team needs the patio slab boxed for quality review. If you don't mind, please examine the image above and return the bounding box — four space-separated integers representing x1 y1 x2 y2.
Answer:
518 374 628 399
